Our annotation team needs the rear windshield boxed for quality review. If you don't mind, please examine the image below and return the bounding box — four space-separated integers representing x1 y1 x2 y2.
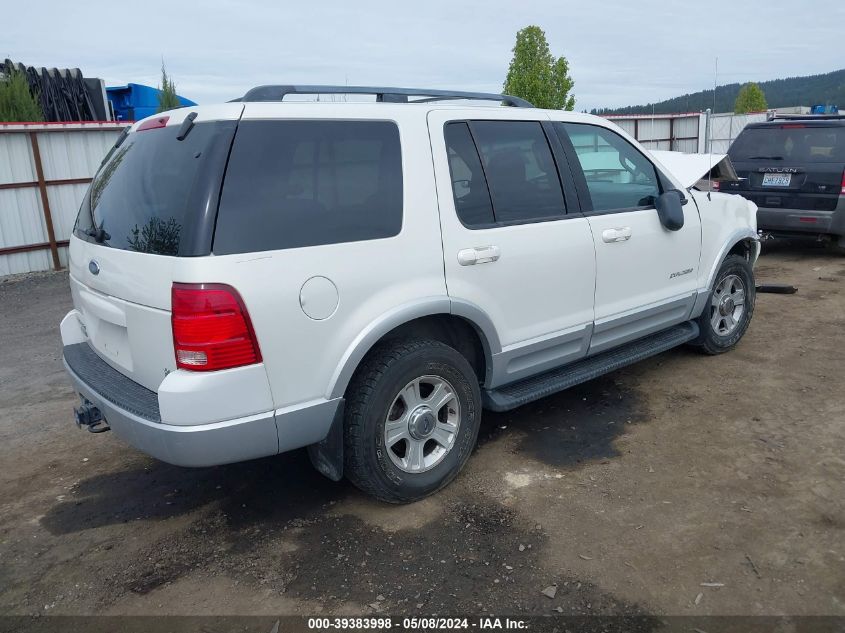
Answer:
729 125 845 163
74 120 237 256
213 120 402 255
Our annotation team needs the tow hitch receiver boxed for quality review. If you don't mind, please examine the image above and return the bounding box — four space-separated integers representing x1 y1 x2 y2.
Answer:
74 400 110 433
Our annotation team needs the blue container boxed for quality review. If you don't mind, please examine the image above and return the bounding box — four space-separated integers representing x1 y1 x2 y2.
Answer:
106 83 197 121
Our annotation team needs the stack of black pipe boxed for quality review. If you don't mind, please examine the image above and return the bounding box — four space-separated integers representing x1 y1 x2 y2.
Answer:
3 59 108 122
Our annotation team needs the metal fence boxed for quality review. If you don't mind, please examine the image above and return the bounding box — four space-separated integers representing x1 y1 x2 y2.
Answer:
707 112 768 153
0 122 126 276
603 111 764 155
605 113 706 153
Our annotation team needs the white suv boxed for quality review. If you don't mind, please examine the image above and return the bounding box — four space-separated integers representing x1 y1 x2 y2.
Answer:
61 86 759 503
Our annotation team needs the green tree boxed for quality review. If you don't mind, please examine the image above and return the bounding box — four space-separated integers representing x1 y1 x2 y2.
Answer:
503 25 575 110
157 61 180 113
734 82 768 114
0 68 42 122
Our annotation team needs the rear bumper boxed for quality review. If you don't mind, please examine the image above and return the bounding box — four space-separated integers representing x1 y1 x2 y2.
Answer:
62 342 341 467
64 353 279 467
756 197 845 238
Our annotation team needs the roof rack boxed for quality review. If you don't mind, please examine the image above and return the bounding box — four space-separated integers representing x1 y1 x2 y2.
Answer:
767 112 845 121
234 85 533 108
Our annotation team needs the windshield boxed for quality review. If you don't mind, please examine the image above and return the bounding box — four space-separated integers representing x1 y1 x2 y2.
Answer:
729 125 845 163
74 120 237 256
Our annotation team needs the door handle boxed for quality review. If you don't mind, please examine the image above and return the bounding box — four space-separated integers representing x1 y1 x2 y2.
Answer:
601 227 632 243
457 245 500 266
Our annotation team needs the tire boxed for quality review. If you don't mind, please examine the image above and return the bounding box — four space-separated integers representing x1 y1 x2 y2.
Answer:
343 338 482 503
693 254 756 355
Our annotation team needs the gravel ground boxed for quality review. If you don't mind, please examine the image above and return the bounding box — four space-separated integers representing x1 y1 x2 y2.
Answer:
0 241 843 619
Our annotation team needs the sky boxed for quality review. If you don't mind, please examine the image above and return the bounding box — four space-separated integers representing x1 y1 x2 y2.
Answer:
5 0 844 112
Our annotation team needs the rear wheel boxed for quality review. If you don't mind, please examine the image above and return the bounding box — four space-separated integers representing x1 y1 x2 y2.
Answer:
693 254 755 354
344 338 481 503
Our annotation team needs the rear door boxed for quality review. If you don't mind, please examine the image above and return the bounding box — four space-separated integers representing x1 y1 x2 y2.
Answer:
726 123 845 222
69 105 243 390
428 110 596 387
553 121 701 353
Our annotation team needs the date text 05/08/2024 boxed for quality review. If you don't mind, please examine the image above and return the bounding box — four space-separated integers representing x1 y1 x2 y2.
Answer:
307 617 528 630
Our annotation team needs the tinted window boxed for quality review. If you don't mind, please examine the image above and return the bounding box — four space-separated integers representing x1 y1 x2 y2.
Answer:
74 121 236 256
558 123 660 211
729 126 845 163
470 121 566 223
444 122 495 227
214 120 402 254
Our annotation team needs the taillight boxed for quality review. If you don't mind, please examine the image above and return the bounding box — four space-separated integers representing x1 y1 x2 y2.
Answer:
171 283 262 372
840 170 845 196
711 180 720 192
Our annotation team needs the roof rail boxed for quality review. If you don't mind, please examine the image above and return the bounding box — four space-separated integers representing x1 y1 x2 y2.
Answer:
234 85 534 108
767 112 845 121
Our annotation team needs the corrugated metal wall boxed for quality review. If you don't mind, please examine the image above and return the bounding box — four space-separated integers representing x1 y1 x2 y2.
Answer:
605 113 705 153
604 111 767 155
0 122 125 276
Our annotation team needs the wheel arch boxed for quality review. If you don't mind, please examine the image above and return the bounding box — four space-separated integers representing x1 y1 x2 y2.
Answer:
327 299 500 400
692 230 759 319
706 230 758 286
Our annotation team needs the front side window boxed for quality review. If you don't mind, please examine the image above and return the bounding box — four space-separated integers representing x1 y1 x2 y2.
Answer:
214 120 402 254
557 122 660 212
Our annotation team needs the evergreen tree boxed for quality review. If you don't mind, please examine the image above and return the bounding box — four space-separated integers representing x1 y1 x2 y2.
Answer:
504 26 575 110
157 61 181 113
0 68 42 122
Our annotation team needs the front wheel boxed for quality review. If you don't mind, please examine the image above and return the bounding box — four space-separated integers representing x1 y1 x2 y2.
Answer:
343 338 482 503
693 254 756 355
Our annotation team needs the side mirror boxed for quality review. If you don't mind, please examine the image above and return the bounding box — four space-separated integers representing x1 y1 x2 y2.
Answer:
655 190 685 231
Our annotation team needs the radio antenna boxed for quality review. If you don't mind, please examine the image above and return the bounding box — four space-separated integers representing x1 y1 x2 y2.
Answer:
708 57 717 200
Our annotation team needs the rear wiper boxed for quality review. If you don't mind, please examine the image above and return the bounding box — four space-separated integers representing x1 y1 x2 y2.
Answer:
85 226 110 243
176 112 198 141
747 155 783 160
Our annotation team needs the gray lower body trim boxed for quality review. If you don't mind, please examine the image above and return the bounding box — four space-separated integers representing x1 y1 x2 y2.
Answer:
590 294 695 355
65 359 280 467
690 288 711 320
275 398 343 452
489 324 592 389
64 349 342 467
484 321 700 412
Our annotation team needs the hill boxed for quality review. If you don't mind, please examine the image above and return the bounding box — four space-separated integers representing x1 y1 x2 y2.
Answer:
591 68 845 115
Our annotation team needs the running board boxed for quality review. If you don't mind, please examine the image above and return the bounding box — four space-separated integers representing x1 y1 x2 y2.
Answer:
483 321 699 412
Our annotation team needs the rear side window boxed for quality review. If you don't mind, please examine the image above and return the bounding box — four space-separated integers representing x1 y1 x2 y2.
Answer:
74 121 236 256
729 126 845 163
444 122 496 226
557 122 660 212
470 121 566 223
214 120 402 254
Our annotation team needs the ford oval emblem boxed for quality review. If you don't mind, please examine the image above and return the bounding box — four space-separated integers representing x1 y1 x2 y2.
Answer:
88 260 100 275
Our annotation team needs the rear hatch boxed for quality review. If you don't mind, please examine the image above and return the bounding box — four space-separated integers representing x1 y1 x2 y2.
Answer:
725 122 845 211
69 105 243 391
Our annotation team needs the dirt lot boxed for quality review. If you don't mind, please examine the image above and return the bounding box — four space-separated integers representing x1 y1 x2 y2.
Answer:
0 242 843 619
